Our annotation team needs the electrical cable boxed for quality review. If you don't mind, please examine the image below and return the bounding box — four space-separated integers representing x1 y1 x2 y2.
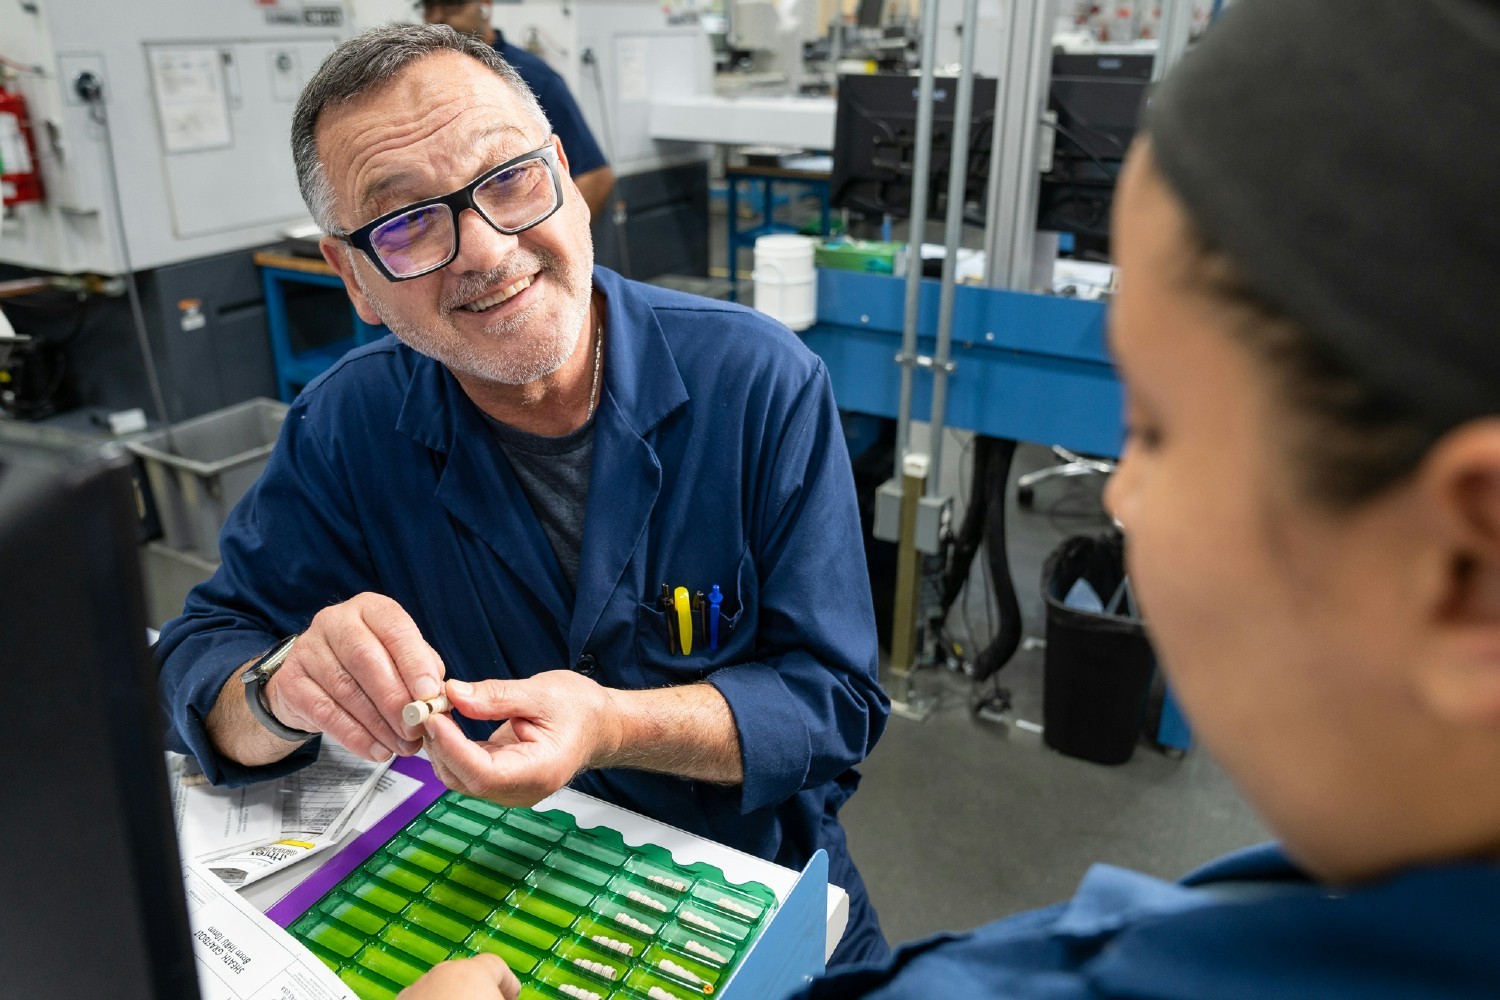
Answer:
81 76 174 445
1047 86 1127 157
969 436 1021 682
1041 118 1120 182
580 48 633 278
0 53 45 75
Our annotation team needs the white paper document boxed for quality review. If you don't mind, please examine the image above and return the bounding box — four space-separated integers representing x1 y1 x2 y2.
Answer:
183 860 356 1000
170 743 391 889
149 47 233 153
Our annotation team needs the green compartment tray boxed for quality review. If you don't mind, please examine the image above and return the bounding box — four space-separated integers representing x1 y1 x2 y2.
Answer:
288 792 778 1000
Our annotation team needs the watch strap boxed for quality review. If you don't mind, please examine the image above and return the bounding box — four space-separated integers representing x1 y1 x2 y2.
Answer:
243 635 317 742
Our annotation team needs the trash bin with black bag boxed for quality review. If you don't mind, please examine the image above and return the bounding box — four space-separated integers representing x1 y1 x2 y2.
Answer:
1041 531 1157 765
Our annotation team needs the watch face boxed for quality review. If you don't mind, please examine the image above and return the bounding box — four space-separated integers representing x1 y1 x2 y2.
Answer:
245 636 295 684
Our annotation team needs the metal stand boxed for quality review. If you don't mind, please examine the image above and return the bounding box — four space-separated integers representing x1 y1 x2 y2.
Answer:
887 455 935 721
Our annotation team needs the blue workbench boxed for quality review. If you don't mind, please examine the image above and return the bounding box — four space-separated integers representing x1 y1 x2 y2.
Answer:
803 269 1123 456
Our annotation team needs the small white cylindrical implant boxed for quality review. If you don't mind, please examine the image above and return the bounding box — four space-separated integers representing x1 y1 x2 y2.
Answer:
402 693 451 727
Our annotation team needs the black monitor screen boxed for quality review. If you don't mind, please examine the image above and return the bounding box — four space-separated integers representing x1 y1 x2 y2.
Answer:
1039 52 1154 256
829 73 997 222
0 428 200 1000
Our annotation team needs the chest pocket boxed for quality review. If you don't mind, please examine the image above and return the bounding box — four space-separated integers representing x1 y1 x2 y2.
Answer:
635 545 756 681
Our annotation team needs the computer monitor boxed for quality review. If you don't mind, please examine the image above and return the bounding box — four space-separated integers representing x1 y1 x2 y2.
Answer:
0 426 200 999
829 73 997 223
855 0 884 30
1038 52 1154 258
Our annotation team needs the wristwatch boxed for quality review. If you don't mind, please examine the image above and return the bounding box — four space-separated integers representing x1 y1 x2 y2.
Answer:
241 634 317 742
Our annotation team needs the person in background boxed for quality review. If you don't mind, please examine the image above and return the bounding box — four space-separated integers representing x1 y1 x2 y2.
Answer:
419 0 616 220
400 0 1500 995
155 21 890 970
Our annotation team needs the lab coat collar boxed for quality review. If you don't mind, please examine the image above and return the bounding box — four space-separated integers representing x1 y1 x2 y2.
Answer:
390 266 690 653
392 266 689 451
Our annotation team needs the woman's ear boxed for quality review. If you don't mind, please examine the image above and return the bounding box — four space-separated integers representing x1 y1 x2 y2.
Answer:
1413 420 1500 725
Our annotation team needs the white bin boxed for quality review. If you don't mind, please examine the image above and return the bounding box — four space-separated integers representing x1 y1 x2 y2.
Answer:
752 234 817 332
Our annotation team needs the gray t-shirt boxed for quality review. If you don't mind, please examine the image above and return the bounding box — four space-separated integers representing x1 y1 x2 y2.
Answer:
483 413 594 593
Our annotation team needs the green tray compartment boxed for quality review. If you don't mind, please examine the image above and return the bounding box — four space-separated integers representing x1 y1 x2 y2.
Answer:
658 924 734 968
467 927 545 975
688 882 767 924
572 915 648 959
508 886 580 929
486 908 563 951
381 922 458 966
355 943 427 988
622 966 706 999
546 848 614 887
643 942 724 991
320 894 391 936
528 870 599 909
504 808 569 844
674 904 750 944
338 964 402 1000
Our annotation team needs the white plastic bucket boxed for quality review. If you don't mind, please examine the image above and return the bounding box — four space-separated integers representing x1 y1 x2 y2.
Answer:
752 234 817 331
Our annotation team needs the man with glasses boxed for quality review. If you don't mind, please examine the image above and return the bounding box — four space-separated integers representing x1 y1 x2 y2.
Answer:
417 0 615 221
154 23 890 968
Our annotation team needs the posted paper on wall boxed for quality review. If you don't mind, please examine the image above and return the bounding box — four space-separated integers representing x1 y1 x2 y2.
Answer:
149 47 233 153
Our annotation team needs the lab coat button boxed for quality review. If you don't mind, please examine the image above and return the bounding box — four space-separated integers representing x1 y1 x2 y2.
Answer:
574 652 598 676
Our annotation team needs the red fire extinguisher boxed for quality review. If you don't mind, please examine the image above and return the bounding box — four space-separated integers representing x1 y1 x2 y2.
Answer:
0 81 45 207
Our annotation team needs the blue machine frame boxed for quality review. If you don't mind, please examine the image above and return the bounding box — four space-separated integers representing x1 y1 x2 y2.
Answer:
801 268 1192 753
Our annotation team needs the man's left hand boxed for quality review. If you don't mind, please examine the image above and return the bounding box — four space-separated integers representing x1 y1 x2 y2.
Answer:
421 670 623 806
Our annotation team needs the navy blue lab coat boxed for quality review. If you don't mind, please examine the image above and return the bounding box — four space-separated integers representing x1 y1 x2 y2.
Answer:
156 267 890 963
797 843 1500 997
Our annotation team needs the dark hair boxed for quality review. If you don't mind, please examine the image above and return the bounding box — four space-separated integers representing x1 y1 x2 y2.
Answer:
1182 229 1445 508
290 23 548 234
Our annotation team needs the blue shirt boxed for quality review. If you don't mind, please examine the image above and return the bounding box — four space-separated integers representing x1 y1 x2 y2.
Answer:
797 843 1500 998
155 267 888 947
495 31 607 177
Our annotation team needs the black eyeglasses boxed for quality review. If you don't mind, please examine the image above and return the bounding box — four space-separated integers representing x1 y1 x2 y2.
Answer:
335 140 564 282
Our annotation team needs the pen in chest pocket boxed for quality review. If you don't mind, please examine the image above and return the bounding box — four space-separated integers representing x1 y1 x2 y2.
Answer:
659 583 680 653
708 584 723 651
674 586 693 655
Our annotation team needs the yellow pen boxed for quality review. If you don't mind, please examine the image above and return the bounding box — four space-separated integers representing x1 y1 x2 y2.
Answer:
674 586 693 655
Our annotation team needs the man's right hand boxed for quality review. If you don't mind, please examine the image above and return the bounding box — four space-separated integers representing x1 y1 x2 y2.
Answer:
221 593 446 764
397 954 519 1000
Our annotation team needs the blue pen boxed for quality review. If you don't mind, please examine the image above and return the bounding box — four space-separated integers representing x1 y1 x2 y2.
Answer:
708 584 723 651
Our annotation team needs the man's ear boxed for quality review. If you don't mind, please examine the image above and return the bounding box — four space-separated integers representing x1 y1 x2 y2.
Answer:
320 236 384 327
1415 419 1500 726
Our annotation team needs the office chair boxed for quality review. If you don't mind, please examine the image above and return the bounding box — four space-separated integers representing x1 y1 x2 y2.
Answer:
1016 445 1116 508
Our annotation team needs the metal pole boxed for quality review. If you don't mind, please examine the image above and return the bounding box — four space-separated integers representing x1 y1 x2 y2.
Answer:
888 454 928 712
925 0 981 497
982 0 1057 290
893 0 943 480
1153 0 1194 82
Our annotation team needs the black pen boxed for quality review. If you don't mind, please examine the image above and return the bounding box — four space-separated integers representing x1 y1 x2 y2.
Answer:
695 591 706 641
660 583 680 652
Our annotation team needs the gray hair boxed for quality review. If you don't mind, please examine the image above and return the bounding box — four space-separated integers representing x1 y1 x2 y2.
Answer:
291 23 550 234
